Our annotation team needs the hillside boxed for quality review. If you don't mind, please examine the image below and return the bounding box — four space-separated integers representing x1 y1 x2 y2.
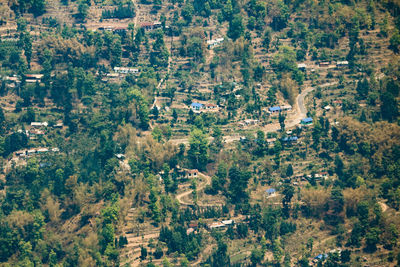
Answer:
0 0 400 266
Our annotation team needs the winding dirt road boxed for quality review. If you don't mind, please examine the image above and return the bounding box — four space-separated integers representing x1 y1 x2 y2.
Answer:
175 172 215 206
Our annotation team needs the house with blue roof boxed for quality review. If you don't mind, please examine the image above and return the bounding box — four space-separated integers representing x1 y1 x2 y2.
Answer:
268 106 281 113
282 136 298 143
266 188 276 195
191 102 203 112
301 117 313 125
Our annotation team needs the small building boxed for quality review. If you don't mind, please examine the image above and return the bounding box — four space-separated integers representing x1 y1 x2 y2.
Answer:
221 220 234 226
280 105 292 112
27 149 36 156
186 228 195 235
51 148 60 152
115 153 125 160
140 22 162 31
319 62 330 67
297 63 307 70
282 136 298 143
185 169 198 179
243 119 259 126
204 103 218 110
301 118 313 125
266 138 277 145
54 122 64 128
37 148 49 154
266 188 276 196
113 27 127 34
16 150 26 157
268 106 281 113
207 37 224 49
31 122 48 127
336 61 349 68
98 26 115 31
25 74 43 82
323 105 331 111
190 102 203 112
208 222 226 230
113 67 139 74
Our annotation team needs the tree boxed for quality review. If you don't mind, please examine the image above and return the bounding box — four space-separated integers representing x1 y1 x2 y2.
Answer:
389 30 400 53
250 248 263 266
228 166 251 203
381 91 398 122
286 164 293 177
182 3 194 23
188 129 209 170
77 1 89 21
282 184 294 218
279 112 286 131
228 15 244 40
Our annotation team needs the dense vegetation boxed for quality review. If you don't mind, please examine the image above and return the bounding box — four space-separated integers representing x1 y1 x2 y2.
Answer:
0 0 399 265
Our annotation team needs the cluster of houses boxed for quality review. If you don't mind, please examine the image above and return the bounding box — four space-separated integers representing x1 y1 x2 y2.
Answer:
206 37 224 49
238 119 259 127
3 73 45 89
15 122 63 140
190 102 219 113
158 166 199 181
297 61 349 70
97 21 162 33
15 147 60 157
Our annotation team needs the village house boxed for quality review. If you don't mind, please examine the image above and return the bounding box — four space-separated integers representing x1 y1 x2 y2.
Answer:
185 169 198 179
280 105 292 112
31 122 48 127
206 37 224 49
113 67 139 74
301 117 313 125
282 136 298 143
53 122 64 128
266 138 277 145
336 61 349 68
203 103 218 110
208 222 226 230
268 106 281 114
113 27 127 34
190 102 203 112
98 26 114 31
140 22 162 31
265 188 276 196
25 74 43 83
319 62 330 67
297 63 307 70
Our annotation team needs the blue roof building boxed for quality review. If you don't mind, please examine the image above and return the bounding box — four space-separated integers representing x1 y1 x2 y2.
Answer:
314 254 328 261
269 106 281 113
191 102 203 111
282 136 298 142
301 117 313 124
266 188 276 195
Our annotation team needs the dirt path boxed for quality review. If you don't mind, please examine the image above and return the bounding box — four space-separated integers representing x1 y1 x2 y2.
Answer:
175 172 214 206
379 201 389 212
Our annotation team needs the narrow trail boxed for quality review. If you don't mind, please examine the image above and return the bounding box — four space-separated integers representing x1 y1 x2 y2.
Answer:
168 81 338 145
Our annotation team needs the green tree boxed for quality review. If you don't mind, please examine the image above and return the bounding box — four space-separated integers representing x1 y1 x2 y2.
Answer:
188 129 209 170
228 15 244 40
